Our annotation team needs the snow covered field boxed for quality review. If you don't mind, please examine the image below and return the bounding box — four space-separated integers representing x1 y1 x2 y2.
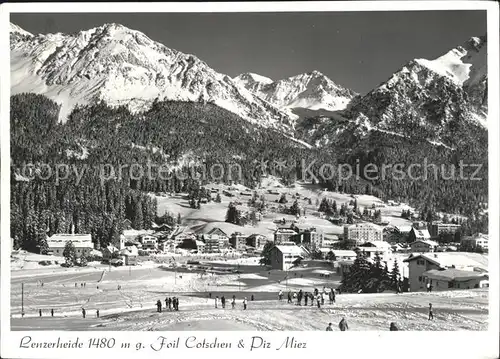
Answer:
10 259 487 331
154 178 414 240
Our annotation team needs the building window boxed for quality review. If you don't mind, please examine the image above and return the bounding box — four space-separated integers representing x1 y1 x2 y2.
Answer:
418 276 422 282
416 259 425 266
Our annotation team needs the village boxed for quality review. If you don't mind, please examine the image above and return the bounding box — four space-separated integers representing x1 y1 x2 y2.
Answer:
10 179 489 331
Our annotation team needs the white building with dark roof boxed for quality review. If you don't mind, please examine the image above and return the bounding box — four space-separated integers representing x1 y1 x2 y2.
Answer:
422 269 489 290
403 252 488 292
47 234 93 257
270 243 305 270
344 223 383 244
409 239 439 253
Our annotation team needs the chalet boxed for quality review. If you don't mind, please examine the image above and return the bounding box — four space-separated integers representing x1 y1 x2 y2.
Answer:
207 227 229 240
151 222 172 232
461 233 489 252
122 219 133 230
47 234 93 258
102 244 120 262
140 235 158 251
269 243 305 271
409 239 439 253
119 246 138 265
357 241 392 259
403 252 488 292
122 229 154 242
421 269 489 290
160 240 176 253
395 225 413 235
329 250 357 262
408 227 431 242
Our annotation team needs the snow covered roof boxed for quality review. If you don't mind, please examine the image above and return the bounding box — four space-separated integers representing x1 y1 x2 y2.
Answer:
410 228 431 239
365 241 392 249
331 250 357 257
275 245 304 255
120 246 138 256
423 269 488 282
47 234 92 248
123 229 153 238
404 253 488 271
410 239 438 247
104 244 119 253
346 222 383 231
395 225 413 233
318 247 333 254
275 228 298 234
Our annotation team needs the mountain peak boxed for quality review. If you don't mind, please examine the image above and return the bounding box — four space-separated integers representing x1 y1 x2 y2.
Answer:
234 72 273 85
10 23 33 37
10 22 292 131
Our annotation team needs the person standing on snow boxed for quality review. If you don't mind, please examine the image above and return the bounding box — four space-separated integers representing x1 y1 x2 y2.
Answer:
215 296 219 308
428 303 434 320
326 323 333 331
278 290 283 301
339 318 348 331
221 296 226 309
390 322 399 331
243 297 248 310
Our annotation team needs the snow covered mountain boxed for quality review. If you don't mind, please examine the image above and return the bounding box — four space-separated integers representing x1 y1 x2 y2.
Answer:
301 35 488 148
234 70 357 112
10 22 293 131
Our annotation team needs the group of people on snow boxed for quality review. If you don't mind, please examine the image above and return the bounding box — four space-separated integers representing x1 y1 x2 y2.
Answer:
281 286 336 309
156 297 179 312
214 294 248 310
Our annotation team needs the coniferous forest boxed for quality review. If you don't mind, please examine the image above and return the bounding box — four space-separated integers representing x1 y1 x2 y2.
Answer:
10 93 488 251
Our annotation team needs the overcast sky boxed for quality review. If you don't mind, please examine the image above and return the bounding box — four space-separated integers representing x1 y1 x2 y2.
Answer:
11 11 486 94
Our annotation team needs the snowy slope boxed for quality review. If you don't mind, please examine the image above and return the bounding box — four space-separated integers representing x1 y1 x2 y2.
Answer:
234 70 357 112
10 22 293 131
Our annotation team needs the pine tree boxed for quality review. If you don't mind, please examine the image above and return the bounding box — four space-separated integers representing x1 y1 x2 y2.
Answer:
289 200 301 216
63 241 77 266
340 254 372 292
225 203 241 225
390 260 400 289
38 235 49 255
215 193 222 203
259 242 275 266
133 199 144 229
332 200 338 215
318 197 331 213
